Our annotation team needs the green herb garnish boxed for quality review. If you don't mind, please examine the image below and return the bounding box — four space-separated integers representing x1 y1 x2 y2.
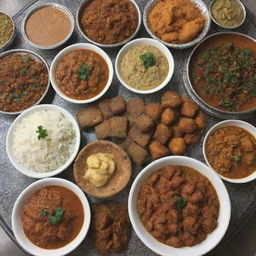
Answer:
39 209 49 217
48 208 64 225
78 65 90 80
22 56 31 63
36 125 48 140
175 196 187 211
231 155 241 162
140 52 156 69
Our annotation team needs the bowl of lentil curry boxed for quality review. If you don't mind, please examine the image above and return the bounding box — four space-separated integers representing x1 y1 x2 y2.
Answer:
77 0 141 47
50 43 113 104
187 32 256 115
0 49 50 114
0 12 15 51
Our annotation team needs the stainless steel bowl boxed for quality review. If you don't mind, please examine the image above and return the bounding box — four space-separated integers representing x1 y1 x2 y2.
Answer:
186 32 256 118
21 4 74 50
0 49 50 115
76 0 141 48
143 0 211 49
210 0 246 29
0 12 15 52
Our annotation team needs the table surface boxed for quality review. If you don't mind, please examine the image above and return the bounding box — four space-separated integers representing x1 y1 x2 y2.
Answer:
0 0 256 256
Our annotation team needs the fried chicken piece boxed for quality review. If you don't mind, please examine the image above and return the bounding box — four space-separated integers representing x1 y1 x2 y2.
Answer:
153 123 173 144
149 140 170 159
178 117 198 133
168 138 187 155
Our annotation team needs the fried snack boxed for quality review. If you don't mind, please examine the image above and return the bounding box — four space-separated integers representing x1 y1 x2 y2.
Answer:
77 106 103 128
180 96 199 118
153 123 172 144
161 108 176 125
127 98 145 124
148 0 206 44
128 126 152 147
110 95 126 115
109 116 128 138
184 130 201 145
95 120 111 139
172 125 185 138
161 91 182 108
178 117 198 133
195 111 207 129
134 113 154 132
92 203 131 254
168 137 187 155
98 99 114 119
144 103 163 121
149 140 170 159
123 138 149 165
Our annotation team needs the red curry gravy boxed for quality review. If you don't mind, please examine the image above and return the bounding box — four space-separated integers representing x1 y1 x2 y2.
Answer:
55 49 109 100
22 185 84 249
190 34 256 112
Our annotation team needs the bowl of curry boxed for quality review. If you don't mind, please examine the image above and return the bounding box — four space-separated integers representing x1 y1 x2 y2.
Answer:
128 156 231 256
187 32 256 115
12 177 91 256
50 43 113 104
203 120 256 183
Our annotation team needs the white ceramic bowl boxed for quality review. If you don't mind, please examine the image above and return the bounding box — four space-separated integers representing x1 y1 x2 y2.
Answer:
203 120 256 183
12 178 91 256
115 38 174 94
128 156 231 256
50 43 113 104
6 104 81 178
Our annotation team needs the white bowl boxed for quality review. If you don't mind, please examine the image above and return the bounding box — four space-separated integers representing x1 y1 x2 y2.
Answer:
128 156 231 256
50 43 113 104
6 104 81 178
203 120 256 183
115 38 174 94
12 178 91 256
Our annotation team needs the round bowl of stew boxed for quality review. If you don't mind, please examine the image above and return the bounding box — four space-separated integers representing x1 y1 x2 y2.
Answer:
50 43 113 104
187 32 256 116
0 49 50 114
12 177 91 256
203 120 256 183
6 104 81 178
128 156 231 256
115 38 175 94
76 0 141 48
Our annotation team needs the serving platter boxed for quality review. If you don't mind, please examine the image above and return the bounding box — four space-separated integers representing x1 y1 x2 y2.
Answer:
0 0 256 255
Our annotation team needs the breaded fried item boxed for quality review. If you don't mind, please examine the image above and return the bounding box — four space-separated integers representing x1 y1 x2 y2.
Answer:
123 138 149 165
98 99 113 119
127 98 145 125
184 130 201 145
109 116 128 138
180 96 199 118
134 113 154 132
172 125 185 138
149 140 170 159
128 126 152 147
161 91 182 108
169 138 187 155
95 120 111 139
161 108 176 125
178 117 198 133
194 111 207 129
153 123 172 144
110 96 126 115
77 106 103 128
144 103 163 121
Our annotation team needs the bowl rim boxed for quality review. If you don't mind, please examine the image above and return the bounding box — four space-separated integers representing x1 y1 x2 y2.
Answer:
21 3 75 50
209 0 246 29
0 49 50 115
186 31 256 115
6 104 81 178
50 43 113 104
128 156 231 256
0 11 15 51
115 37 175 94
76 0 142 48
203 119 256 183
11 177 91 256
143 0 211 49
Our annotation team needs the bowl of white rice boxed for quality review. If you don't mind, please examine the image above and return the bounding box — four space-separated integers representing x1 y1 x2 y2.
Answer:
6 104 81 178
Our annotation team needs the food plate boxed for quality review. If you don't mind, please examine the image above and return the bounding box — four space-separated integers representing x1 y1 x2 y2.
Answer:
1 0 256 256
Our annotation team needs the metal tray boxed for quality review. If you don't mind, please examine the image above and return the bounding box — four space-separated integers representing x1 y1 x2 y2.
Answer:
0 0 256 255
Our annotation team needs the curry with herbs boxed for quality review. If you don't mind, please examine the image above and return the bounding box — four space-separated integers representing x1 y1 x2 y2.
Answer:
55 49 109 100
190 34 256 112
22 185 84 249
137 165 219 248
206 126 256 179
